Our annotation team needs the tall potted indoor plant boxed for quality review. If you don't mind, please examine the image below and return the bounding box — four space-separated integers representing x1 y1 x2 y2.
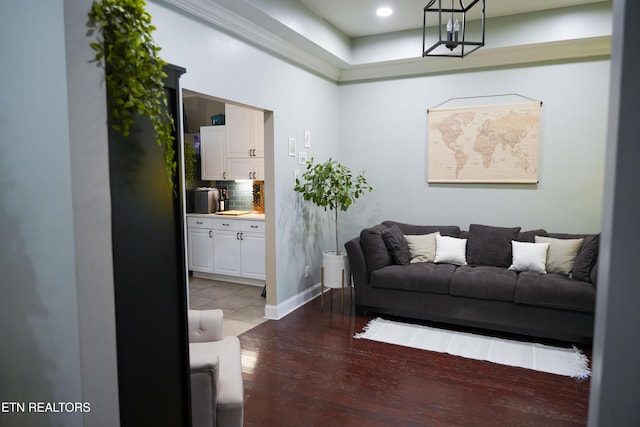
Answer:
294 158 372 301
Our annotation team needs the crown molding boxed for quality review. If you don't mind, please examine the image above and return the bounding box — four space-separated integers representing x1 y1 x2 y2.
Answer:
161 0 344 81
161 0 611 84
339 36 612 83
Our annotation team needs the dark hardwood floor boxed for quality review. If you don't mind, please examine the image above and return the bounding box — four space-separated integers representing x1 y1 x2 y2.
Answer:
239 292 591 426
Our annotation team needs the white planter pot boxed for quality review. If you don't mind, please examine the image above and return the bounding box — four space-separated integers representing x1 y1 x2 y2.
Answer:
322 251 350 289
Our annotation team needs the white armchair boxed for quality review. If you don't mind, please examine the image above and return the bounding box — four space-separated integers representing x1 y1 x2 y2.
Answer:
188 309 244 427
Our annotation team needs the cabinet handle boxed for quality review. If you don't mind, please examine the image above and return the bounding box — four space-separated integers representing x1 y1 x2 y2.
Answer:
236 232 240 240
223 172 226 179
209 230 212 238
196 221 203 225
223 223 230 227
251 225 259 229
240 232 244 240
249 172 253 179
252 172 257 179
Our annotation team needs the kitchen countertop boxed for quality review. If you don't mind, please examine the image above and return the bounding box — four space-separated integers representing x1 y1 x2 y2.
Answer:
187 211 265 221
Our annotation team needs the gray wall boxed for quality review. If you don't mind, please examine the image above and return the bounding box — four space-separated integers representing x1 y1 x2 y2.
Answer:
0 1 120 425
146 2 609 307
337 59 609 244
2 1 635 425
589 0 640 424
147 1 342 305
1 1 81 426
64 0 121 425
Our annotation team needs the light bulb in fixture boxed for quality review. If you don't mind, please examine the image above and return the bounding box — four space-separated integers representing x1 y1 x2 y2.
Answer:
376 7 392 17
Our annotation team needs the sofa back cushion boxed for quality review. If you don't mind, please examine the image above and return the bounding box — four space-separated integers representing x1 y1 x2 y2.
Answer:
360 224 393 273
516 229 548 242
381 221 460 238
466 224 521 268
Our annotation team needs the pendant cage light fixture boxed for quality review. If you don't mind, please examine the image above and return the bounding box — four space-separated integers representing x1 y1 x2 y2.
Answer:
422 0 485 58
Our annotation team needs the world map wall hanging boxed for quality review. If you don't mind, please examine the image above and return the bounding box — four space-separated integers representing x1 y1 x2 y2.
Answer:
427 94 542 184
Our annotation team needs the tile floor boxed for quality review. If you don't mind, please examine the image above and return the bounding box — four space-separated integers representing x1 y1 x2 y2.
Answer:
188 276 268 336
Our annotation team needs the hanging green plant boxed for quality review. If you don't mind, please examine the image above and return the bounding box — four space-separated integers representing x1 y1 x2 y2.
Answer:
88 0 176 192
184 139 197 182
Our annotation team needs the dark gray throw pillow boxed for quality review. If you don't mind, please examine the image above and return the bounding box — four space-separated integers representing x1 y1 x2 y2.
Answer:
381 225 411 265
360 225 393 273
467 224 521 267
572 234 600 282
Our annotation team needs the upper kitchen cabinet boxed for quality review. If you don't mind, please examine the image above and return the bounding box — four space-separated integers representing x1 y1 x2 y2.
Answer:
200 125 226 180
225 104 264 159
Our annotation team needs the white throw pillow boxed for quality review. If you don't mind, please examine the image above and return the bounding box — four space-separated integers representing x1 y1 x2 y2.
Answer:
404 232 440 263
508 241 549 274
534 236 584 275
434 235 467 266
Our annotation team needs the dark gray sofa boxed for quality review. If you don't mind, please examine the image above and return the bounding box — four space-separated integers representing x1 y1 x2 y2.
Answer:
345 221 599 344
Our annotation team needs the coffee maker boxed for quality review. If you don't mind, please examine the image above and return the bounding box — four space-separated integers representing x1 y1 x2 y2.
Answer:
194 188 220 213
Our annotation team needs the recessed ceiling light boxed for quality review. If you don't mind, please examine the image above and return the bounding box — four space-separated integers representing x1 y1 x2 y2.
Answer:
376 7 393 17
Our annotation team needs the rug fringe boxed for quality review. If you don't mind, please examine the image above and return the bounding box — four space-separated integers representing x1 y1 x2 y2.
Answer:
353 317 381 339
572 346 592 380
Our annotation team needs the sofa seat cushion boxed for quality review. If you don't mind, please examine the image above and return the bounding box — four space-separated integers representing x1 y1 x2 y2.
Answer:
369 263 455 294
449 265 518 302
515 272 596 313
190 337 244 427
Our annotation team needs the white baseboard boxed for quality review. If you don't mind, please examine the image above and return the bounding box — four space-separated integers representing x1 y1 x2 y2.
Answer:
192 271 265 287
264 282 325 320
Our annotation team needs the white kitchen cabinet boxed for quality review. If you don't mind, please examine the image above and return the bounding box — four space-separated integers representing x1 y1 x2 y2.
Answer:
240 221 266 279
201 105 264 181
212 219 241 276
200 126 226 180
225 104 264 159
212 218 265 280
225 157 264 181
187 217 214 273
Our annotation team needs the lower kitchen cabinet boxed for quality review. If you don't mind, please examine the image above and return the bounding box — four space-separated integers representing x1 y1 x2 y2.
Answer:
213 219 265 280
213 228 242 276
187 217 214 273
187 216 265 281
239 221 266 280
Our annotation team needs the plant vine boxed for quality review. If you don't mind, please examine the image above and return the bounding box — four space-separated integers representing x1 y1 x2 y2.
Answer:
88 0 176 192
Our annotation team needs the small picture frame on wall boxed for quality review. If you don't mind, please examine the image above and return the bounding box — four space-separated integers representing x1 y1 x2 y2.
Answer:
298 151 307 165
304 130 311 148
288 138 296 156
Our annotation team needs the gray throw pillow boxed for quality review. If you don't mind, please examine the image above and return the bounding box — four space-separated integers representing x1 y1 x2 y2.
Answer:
571 234 600 282
360 225 393 272
381 225 411 265
466 224 522 267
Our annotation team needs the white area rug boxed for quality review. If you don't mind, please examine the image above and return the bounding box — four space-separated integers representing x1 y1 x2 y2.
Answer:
354 318 591 379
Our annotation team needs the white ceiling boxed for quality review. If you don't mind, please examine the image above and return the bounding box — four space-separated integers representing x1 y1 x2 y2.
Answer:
299 0 609 38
